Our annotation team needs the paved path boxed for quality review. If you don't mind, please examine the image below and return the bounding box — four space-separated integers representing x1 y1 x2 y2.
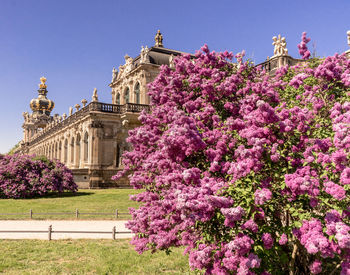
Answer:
0 220 133 240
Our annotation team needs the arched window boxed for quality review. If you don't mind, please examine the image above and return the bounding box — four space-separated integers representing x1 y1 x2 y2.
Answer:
58 141 62 161
70 137 75 164
54 142 58 159
116 93 121 105
76 134 81 168
83 132 89 163
124 88 130 103
134 82 140 104
64 139 68 163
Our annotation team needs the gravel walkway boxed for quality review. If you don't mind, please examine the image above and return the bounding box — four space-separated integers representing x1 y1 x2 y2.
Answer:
0 220 133 240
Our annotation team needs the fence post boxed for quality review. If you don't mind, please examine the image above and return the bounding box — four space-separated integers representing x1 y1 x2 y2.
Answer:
112 226 116 240
115 209 118 219
76 209 79 219
48 225 52 241
30 209 33 219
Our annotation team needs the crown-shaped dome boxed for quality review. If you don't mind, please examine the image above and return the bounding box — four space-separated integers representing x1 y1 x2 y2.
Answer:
30 77 54 116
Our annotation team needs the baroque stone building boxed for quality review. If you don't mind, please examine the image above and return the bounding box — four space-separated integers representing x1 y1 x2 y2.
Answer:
17 31 350 188
19 31 187 188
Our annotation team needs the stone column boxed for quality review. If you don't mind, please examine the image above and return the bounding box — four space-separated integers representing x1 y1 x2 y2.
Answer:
89 123 104 188
67 138 73 169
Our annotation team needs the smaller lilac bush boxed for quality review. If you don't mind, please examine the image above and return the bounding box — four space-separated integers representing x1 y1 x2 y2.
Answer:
0 154 78 198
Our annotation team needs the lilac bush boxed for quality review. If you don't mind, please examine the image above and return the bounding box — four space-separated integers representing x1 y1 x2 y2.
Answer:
114 38 350 274
0 154 77 198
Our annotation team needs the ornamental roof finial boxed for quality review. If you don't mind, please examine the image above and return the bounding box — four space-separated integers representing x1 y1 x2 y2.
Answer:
155 30 163 47
39 76 47 89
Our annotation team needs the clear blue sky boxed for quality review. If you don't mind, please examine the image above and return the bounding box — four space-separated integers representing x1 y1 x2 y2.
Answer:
0 0 349 153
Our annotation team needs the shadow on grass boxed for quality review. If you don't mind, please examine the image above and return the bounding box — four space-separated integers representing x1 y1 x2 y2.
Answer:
28 191 94 200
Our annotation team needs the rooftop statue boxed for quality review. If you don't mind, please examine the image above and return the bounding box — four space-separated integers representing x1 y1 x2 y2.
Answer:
169 54 175 69
140 46 150 63
124 54 133 73
22 112 29 122
117 64 124 80
272 35 288 56
112 67 118 82
39 76 47 89
347 30 350 47
92 88 98 102
155 30 163 47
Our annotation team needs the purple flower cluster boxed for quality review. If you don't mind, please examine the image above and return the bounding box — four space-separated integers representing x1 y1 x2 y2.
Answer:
0 154 77 198
261 233 274 250
297 32 311 60
114 41 350 274
323 181 346 200
309 259 322 274
278 233 288 245
294 219 335 257
221 206 245 227
254 188 272 205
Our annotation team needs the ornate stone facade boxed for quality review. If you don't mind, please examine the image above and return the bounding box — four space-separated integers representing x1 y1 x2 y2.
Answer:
18 31 186 188
17 31 350 188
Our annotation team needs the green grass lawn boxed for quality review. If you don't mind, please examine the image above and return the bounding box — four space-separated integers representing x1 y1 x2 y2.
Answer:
0 239 196 274
0 189 142 220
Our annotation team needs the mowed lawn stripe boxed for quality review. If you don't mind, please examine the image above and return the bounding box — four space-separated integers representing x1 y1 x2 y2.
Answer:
0 189 142 220
0 239 195 275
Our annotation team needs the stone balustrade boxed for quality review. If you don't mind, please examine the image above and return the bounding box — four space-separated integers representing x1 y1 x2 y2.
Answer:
28 102 150 146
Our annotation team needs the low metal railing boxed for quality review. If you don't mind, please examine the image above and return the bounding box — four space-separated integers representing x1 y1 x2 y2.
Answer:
0 225 132 240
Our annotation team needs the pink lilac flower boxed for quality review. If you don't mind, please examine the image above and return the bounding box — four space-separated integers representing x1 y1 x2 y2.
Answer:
262 233 274 249
297 32 311 60
279 233 288 245
221 206 245 227
241 219 258 233
341 260 350 275
254 188 272 205
296 219 335 257
228 234 254 256
341 168 350 185
323 181 346 200
309 259 322 274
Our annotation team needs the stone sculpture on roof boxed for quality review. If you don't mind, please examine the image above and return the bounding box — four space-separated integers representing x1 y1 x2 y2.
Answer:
124 55 133 73
347 30 350 47
140 46 150 63
155 30 163 47
112 67 118 82
169 54 175 69
272 34 288 56
92 88 98 102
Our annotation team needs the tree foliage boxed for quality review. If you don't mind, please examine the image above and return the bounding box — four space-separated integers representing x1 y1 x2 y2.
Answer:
114 40 350 274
